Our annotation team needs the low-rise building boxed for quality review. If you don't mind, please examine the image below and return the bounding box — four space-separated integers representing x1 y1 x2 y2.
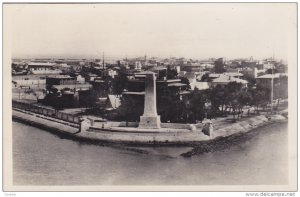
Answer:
27 62 62 75
256 73 288 99
209 72 243 80
46 75 77 90
43 75 93 108
76 74 85 84
190 81 210 90
180 64 203 72
211 75 248 88
87 73 99 82
58 64 72 73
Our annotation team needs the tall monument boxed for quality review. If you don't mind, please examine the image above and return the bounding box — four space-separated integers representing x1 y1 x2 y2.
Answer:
139 71 161 129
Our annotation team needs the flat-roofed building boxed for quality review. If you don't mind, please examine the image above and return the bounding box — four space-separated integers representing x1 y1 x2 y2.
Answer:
28 62 62 75
211 75 248 88
43 76 93 109
46 75 77 90
209 72 244 80
256 73 288 99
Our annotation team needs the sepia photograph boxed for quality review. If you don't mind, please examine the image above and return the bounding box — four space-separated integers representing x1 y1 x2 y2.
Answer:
2 2 297 192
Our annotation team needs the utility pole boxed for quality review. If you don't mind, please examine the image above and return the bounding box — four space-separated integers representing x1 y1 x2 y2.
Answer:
270 66 274 114
102 52 105 70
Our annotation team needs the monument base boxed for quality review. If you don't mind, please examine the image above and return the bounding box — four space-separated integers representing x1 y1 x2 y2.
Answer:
139 115 161 129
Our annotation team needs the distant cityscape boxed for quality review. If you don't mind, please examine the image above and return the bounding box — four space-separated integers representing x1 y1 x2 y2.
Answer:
11 55 288 124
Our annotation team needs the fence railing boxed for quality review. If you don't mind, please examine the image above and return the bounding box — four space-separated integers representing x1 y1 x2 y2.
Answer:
12 100 80 124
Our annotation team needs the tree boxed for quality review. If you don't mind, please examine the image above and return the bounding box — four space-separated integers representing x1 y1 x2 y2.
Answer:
112 71 128 95
249 85 270 113
166 65 178 79
226 82 243 121
266 68 279 74
238 88 253 117
210 85 228 117
243 73 256 87
25 88 44 102
274 75 288 100
157 88 181 122
116 95 144 122
179 77 191 91
80 66 92 80
101 76 113 96
214 58 226 73
200 73 212 82
187 89 210 122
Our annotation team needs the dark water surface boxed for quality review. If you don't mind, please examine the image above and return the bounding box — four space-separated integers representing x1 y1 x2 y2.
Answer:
13 121 288 185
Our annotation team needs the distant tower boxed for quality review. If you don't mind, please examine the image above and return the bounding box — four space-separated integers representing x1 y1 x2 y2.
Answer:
102 52 105 69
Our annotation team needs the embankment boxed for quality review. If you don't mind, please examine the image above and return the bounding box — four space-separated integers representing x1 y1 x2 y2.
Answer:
181 114 287 157
12 109 287 148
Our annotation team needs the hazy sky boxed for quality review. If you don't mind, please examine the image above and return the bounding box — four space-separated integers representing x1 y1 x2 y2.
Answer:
5 3 296 60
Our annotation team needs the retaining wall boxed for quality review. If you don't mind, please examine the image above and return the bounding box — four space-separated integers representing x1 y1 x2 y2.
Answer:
91 121 206 131
12 100 79 124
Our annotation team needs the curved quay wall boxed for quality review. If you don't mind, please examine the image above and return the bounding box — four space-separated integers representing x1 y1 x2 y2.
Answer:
12 109 287 146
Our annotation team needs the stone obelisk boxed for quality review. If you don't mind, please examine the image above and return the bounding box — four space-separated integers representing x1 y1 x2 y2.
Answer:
139 71 161 129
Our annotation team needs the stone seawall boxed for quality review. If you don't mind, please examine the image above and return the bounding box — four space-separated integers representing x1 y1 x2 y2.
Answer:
91 121 203 131
12 109 287 146
12 110 79 136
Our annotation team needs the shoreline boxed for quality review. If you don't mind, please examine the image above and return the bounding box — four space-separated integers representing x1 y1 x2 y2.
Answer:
12 109 288 149
181 121 288 157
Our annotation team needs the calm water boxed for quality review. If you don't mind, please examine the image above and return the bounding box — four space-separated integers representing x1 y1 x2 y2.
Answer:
13 121 288 185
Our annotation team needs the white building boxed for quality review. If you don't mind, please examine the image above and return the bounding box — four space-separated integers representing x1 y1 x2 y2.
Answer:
28 62 62 75
135 61 142 71
211 75 248 88
76 75 85 84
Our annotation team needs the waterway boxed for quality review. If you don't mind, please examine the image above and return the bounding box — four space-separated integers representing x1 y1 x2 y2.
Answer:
13 121 288 185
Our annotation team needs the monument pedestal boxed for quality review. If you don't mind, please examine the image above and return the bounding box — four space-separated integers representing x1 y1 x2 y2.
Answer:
139 115 161 129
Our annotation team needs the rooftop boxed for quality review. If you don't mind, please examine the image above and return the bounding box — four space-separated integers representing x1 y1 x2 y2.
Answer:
135 71 157 76
178 72 196 80
157 79 181 83
88 74 99 77
28 62 56 67
209 72 243 78
256 73 287 79
190 81 210 90
149 67 167 71
122 91 145 95
179 90 191 95
168 83 187 87
212 76 248 84
52 84 92 91
46 75 75 79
